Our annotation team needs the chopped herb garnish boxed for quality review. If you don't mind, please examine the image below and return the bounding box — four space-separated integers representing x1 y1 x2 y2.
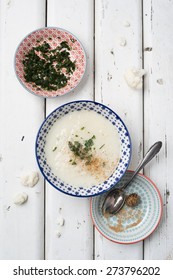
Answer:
85 154 93 165
72 161 77 165
81 127 85 130
84 138 94 151
68 135 96 165
52 146 57 152
99 144 105 149
58 41 71 50
75 135 78 137
22 40 76 91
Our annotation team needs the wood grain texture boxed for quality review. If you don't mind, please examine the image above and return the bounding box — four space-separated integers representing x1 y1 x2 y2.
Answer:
45 0 94 259
94 0 143 259
0 0 45 259
143 0 173 259
0 0 172 260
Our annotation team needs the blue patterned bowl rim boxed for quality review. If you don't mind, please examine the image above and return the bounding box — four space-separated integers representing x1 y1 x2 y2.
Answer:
35 100 132 197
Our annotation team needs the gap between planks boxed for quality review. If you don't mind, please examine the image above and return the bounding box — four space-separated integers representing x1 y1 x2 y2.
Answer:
93 0 96 260
141 0 145 260
44 0 48 261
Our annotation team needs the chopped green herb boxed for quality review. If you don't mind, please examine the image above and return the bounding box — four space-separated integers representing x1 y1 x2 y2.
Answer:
85 154 93 165
99 144 105 149
70 38 76 43
52 146 57 152
22 40 76 91
72 161 77 165
81 127 85 130
102 162 106 167
68 141 82 157
84 138 94 151
68 135 96 165
58 41 71 50
75 135 78 137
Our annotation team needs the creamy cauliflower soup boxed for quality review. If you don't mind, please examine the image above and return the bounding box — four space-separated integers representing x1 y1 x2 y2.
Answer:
45 110 121 188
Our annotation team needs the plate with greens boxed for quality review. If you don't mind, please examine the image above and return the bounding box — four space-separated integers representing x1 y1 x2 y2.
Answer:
15 27 86 97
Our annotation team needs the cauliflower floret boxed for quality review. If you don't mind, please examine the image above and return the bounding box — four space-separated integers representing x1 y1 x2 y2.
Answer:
124 68 146 89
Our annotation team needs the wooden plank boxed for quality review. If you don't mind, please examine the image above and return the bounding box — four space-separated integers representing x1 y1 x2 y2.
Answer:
45 0 94 259
0 0 45 259
143 0 173 259
94 0 143 259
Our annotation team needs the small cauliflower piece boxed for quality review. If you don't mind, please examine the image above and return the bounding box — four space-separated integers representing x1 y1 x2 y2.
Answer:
123 20 130 27
56 216 65 227
14 193 28 205
20 171 39 187
118 37 126 46
124 68 146 89
56 231 61 238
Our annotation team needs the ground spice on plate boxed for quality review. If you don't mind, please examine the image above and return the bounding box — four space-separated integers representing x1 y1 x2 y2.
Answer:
104 207 142 233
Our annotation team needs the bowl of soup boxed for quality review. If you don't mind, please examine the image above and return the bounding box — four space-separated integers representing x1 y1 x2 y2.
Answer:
35 100 131 197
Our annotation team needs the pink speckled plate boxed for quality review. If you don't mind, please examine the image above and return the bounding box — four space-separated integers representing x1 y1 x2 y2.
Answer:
15 27 86 98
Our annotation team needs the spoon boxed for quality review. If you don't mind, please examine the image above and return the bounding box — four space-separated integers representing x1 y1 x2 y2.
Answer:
102 141 162 215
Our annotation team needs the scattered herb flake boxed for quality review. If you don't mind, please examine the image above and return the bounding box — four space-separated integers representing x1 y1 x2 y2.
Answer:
52 146 57 152
81 127 85 130
99 144 105 149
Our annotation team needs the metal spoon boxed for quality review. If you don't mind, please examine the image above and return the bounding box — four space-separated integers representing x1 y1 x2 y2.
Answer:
102 141 162 215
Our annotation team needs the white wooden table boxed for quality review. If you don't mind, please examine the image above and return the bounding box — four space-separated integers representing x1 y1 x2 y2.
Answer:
0 0 172 260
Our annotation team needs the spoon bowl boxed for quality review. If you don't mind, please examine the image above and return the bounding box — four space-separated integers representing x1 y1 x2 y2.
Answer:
102 189 125 215
102 141 162 215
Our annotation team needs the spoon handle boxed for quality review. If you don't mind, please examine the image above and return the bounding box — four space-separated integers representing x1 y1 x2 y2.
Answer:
123 141 162 190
